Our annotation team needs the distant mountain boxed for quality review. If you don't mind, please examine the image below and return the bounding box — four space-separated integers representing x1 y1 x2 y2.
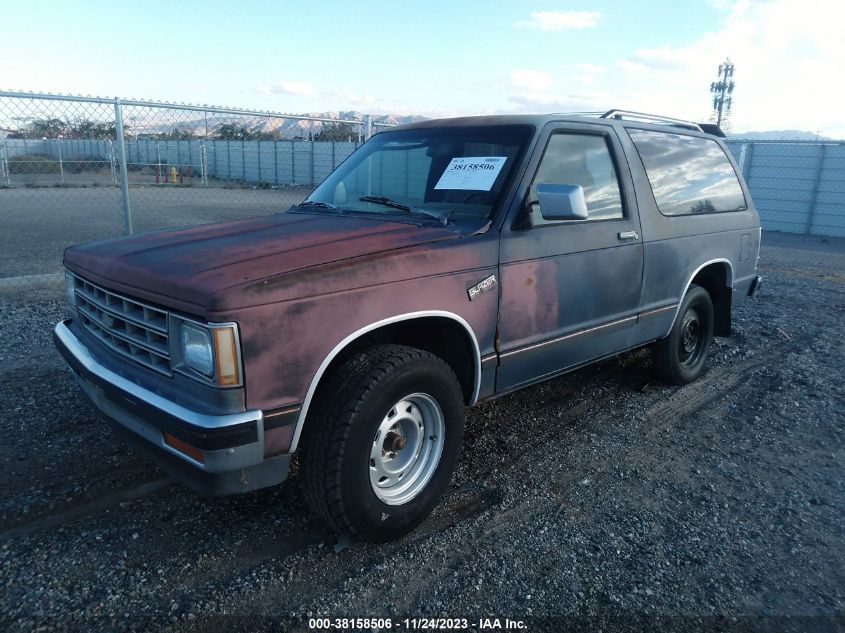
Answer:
727 130 831 141
136 111 427 139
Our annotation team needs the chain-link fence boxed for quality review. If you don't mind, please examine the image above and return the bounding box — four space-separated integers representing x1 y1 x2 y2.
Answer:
0 91 402 290
1 91 843 292
725 139 845 237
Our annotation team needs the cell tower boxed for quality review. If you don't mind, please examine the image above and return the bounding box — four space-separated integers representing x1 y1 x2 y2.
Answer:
710 58 735 130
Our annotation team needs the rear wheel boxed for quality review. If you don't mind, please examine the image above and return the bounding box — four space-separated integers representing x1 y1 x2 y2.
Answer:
302 344 465 542
652 284 714 385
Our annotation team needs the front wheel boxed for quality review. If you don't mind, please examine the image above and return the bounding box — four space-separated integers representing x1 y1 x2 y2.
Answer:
302 344 465 542
652 284 714 385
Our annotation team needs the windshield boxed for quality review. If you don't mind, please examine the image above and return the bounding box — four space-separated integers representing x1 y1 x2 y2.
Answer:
303 125 534 223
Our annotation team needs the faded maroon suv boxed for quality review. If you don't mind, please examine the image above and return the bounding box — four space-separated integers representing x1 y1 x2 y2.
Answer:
55 112 761 541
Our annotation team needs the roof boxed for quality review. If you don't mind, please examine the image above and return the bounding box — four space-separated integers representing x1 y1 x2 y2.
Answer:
396 113 593 130
393 110 723 137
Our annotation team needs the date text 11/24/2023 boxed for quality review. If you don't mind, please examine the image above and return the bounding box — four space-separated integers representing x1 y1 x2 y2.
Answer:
308 617 528 630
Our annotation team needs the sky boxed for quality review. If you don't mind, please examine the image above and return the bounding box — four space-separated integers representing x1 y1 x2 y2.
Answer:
1 0 843 136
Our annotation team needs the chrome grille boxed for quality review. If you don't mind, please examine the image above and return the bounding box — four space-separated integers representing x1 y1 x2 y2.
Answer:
70 274 171 375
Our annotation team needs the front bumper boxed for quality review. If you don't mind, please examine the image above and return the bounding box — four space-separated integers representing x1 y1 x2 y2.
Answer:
54 320 290 496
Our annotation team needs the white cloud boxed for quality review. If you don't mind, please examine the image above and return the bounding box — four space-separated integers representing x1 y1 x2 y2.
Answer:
505 67 603 112
506 93 602 113
706 0 736 9
568 63 608 74
619 46 687 71
601 0 845 135
505 65 613 111
257 81 316 96
567 63 609 87
261 1 843 136
514 11 601 31
325 89 377 107
510 69 554 92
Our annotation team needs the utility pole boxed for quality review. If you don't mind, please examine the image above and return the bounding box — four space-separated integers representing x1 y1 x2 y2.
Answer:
710 58 735 129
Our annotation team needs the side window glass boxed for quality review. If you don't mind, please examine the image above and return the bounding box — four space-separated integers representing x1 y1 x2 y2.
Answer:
530 133 624 223
628 129 747 216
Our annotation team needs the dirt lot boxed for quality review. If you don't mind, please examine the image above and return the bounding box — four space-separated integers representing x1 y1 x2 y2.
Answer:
0 186 310 278
0 232 842 632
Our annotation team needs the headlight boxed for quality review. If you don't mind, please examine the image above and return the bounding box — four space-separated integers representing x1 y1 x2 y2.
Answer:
64 272 77 310
180 323 214 377
175 320 242 386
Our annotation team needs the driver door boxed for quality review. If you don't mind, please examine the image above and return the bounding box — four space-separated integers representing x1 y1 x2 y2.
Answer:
496 123 644 392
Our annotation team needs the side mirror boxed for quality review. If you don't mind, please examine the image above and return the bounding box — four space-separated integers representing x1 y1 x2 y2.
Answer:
532 183 588 222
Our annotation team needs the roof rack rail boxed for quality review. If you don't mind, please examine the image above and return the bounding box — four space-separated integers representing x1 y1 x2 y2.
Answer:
600 109 703 133
553 111 605 116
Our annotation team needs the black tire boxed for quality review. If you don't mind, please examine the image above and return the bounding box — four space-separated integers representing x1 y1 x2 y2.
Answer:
301 344 465 542
652 284 714 385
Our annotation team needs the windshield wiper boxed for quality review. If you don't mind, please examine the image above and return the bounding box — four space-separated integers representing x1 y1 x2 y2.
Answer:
291 200 340 212
359 196 449 226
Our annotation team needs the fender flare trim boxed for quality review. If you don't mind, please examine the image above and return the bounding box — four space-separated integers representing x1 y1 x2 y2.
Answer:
288 310 481 453
664 258 734 337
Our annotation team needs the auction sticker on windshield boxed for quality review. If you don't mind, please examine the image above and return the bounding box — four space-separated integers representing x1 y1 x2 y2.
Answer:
434 157 507 191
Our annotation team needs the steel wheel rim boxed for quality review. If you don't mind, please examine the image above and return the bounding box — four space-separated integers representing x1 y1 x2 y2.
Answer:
678 307 704 366
369 393 445 506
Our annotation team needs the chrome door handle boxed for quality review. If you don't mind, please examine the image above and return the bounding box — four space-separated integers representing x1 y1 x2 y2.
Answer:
618 230 639 241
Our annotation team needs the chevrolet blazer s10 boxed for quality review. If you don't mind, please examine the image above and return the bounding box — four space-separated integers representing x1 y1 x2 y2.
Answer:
55 110 762 541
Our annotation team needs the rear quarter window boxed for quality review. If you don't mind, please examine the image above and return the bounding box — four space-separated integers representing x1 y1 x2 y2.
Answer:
628 129 747 216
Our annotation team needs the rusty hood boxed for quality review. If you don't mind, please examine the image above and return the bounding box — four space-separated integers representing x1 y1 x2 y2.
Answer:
64 212 463 314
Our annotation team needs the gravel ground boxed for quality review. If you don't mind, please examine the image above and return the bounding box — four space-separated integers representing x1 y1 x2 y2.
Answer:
0 232 842 632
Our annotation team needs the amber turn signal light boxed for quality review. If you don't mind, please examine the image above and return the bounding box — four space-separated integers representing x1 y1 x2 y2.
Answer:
212 327 240 386
164 433 205 463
